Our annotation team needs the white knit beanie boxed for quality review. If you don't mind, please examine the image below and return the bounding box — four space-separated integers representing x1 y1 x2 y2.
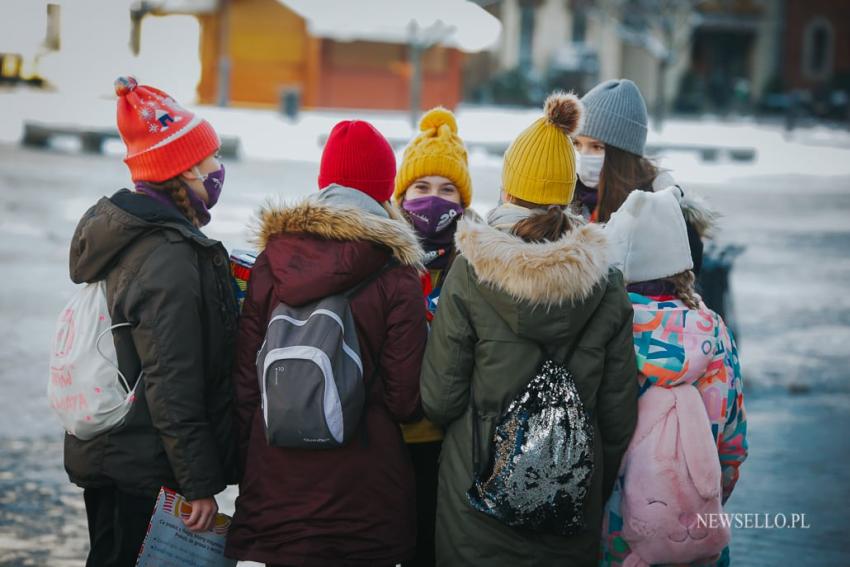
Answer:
604 188 693 283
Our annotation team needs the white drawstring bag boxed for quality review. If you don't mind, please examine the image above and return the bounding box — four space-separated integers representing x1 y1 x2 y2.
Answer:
48 281 141 440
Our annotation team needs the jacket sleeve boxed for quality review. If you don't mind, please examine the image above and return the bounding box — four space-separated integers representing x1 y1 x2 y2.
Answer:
231 253 273 474
718 327 748 504
123 242 223 501
596 283 639 502
421 258 476 427
379 266 428 423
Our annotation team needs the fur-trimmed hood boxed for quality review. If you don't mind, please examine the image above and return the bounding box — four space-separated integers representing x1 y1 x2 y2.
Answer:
255 198 424 269
455 209 610 307
677 190 719 239
253 198 425 307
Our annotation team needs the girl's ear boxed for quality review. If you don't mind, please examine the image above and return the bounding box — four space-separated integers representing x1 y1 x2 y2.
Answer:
178 168 195 181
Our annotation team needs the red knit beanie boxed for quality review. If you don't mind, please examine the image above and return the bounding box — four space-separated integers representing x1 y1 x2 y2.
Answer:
318 120 396 202
114 76 220 183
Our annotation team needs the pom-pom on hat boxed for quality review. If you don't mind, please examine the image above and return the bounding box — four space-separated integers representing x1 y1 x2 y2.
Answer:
502 91 584 206
114 75 220 183
394 106 472 207
318 120 397 202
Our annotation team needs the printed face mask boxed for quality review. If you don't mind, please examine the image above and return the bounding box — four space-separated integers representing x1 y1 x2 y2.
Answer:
577 152 604 188
193 163 225 208
181 164 225 227
402 195 464 240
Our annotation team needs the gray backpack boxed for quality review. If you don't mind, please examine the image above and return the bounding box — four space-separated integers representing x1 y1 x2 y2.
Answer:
256 262 393 448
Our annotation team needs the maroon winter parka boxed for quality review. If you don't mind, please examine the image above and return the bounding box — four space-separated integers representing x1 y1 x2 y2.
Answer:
225 198 427 566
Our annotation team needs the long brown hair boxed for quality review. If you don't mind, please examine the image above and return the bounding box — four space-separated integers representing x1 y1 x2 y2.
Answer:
596 146 658 222
508 196 573 243
144 177 201 228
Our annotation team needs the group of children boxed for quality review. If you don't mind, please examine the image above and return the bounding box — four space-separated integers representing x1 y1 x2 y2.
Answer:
63 74 747 567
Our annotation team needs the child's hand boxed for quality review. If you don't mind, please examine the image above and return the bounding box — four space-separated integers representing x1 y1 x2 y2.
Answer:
183 497 218 532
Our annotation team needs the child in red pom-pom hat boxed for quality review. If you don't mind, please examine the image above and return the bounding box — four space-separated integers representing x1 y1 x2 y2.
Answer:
64 77 238 565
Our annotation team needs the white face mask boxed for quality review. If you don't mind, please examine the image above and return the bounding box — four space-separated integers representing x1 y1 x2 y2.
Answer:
576 152 604 188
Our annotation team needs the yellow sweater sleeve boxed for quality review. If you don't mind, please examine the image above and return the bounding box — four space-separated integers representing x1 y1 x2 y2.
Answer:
401 417 444 444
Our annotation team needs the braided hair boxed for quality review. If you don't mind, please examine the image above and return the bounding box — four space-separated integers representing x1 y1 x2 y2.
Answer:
666 270 701 310
145 177 201 228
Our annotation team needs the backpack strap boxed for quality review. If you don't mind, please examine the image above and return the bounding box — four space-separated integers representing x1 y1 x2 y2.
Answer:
471 389 482 475
342 257 399 299
544 305 599 365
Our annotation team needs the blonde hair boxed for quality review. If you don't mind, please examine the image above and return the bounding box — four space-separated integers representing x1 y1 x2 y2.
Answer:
666 270 701 310
145 177 201 228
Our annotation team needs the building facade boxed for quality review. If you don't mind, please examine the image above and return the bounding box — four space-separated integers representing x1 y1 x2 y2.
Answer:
195 0 465 110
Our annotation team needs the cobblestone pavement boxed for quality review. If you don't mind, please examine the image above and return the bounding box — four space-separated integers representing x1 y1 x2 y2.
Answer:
0 438 87 566
3 392 848 566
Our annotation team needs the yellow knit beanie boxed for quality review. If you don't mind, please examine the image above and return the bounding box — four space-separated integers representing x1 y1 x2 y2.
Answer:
394 107 472 207
502 92 584 205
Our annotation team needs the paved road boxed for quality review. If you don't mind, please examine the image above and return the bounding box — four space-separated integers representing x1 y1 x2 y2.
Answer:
1 145 848 565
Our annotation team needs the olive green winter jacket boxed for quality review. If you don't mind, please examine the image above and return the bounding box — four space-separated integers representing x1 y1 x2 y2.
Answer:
421 212 638 566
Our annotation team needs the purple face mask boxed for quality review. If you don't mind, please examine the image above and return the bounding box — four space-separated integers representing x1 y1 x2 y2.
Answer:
402 195 464 241
182 164 225 227
195 163 225 208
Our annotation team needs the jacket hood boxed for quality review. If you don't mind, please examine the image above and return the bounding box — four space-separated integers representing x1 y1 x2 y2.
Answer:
254 199 424 306
455 210 612 346
69 189 210 284
630 293 720 386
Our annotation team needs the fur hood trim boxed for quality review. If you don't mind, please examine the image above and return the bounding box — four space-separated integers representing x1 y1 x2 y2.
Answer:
678 190 720 238
254 199 425 269
455 210 610 306
654 172 719 238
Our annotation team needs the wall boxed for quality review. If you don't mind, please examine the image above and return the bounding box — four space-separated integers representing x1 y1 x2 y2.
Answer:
317 41 463 110
750 0 782 98
196 0 463 110
496 0 522 71
588 14 621 87
198 0 309 106
784 0 850 89
532 0 570 73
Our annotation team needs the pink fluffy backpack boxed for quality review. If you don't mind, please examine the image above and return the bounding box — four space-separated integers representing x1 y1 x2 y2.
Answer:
620 385 730 567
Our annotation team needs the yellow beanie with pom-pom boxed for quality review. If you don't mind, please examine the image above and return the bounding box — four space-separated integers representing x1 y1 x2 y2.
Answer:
394 107 472 207
502 91 584 205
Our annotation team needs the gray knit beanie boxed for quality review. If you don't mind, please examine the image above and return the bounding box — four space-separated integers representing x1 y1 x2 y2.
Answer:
579 79 648 156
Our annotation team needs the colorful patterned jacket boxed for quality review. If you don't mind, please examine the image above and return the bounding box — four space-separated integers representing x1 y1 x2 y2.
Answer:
601 293 748 567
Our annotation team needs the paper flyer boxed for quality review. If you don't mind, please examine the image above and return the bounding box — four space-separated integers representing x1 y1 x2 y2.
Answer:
136 487 236 567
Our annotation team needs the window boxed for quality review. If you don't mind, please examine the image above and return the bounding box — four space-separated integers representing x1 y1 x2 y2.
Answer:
802 17 834 81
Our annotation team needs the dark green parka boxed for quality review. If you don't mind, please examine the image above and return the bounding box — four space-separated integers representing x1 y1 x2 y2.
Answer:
64 189 238 501
421 212 638 566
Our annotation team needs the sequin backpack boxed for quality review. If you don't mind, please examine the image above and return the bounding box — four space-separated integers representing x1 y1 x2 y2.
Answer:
467 337 594 536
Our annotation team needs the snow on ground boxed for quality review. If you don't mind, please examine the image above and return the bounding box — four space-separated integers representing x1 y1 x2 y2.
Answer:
2 90 850 184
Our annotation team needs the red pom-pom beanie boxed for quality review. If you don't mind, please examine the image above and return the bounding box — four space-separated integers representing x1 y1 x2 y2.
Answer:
114 75 220 183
